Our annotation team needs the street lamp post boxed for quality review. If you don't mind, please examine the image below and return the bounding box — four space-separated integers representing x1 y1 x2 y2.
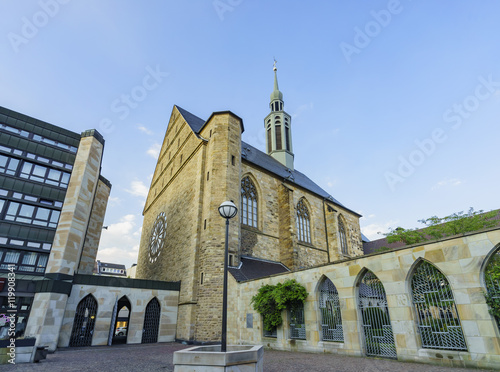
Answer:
218 200 238 353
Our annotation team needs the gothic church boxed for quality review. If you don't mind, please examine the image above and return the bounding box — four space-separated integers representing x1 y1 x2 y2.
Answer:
136 65 364 343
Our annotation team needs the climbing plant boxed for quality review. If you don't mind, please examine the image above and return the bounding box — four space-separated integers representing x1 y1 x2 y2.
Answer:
251 279 308 331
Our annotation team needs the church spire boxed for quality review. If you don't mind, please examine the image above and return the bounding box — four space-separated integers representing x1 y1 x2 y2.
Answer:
270 60 283 104
264 61 294 170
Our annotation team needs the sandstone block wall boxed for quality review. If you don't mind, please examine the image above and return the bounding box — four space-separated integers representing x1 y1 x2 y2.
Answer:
78 177 111 275
228 228 500 370
58 284 179 347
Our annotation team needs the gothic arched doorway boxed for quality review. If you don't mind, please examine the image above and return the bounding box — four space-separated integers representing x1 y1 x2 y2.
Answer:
69 294 98 347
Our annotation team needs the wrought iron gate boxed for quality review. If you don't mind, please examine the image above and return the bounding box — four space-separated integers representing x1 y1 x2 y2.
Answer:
289 303 306 339
412 261 467 350
485 247 500 332
108 297 118 346
69 295 98 347
358 271 397 358
142 297 160 344
319 278 344 342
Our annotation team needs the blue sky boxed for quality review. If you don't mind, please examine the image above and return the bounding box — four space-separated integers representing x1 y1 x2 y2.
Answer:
1 0 499 268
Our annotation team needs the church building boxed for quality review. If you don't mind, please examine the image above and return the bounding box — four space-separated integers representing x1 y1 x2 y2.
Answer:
136 65 365 343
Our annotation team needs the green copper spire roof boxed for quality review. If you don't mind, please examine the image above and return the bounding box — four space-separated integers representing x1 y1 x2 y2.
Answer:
270 62 283 102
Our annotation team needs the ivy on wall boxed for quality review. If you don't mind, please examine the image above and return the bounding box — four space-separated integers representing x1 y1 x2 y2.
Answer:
251 279 308 331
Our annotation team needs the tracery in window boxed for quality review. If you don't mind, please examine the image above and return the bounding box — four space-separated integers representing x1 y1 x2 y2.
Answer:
241 177 258 228
296 199 311 244
338 217 348 255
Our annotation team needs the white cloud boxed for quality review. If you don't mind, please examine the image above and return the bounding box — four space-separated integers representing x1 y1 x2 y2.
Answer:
432 178 462 190
97 214 142 268
138 125 153 135
291 102 314 119
107 196 121 206
125 180 149 198
361 219 399 241
147 143 161 159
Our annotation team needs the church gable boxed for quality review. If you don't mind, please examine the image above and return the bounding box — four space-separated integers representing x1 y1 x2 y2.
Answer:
143 105 204 213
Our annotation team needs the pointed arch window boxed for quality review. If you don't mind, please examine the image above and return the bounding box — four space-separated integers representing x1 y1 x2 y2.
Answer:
485 246 500 332
319 277 344 342
241 177 258 228
411 261 467 350
338 217 348 255
296 199 311 244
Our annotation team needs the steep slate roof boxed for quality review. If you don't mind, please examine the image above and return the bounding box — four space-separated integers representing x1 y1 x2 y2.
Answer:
175 105 205 133
174 105 360 217
228 256 290 282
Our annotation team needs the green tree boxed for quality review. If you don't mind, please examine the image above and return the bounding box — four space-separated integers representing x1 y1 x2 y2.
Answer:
384 208 498 245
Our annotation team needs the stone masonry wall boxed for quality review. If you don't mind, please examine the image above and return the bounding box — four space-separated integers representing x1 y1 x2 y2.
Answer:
240 161 362 270
194 112 242 342
78 178 111 275
58 284 179 347
137 107 205 341
228 228 500 370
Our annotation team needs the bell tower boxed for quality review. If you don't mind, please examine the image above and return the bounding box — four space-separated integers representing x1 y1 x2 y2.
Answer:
264 61 294 170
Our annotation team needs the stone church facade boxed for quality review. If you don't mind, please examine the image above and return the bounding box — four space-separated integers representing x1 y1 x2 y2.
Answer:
136 66 364 343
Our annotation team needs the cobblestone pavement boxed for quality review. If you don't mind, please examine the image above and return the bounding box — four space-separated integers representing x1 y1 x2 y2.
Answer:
2 343 496 372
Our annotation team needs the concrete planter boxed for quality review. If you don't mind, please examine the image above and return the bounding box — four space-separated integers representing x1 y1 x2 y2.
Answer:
173 345 263 372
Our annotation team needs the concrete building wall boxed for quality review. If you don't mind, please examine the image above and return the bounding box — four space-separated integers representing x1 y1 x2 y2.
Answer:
228 228 500 370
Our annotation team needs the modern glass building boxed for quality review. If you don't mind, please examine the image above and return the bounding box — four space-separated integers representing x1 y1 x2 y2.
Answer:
0 106 111 340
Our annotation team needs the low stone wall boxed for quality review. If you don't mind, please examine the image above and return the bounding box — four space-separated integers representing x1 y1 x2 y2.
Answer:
58 284 179 347
228 228 500 370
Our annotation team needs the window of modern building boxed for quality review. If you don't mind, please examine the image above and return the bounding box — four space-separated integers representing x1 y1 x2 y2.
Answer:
296 199 311 244
241 177 258 228
338 217 348 255
0 296 33 340
4 201 60 228
0 154 20 176
19 161 70 188
0 248 49 273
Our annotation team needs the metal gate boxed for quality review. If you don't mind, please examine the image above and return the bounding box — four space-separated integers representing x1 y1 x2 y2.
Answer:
141 297 160 344
485 247 500 332
69 295 98 347
319 278 344 342
412 261 467 350
107 297 118 346
289 303 306 339
358 271 397 358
